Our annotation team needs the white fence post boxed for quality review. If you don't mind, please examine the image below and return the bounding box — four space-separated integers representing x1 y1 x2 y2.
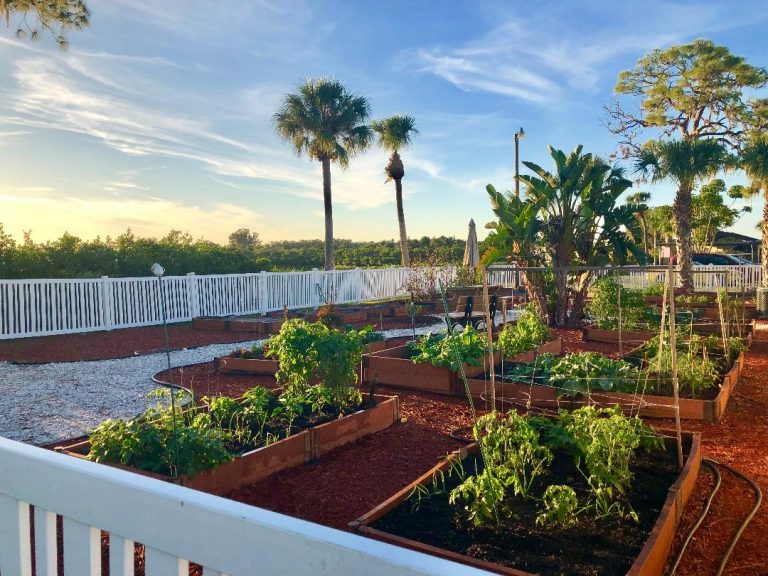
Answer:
311 268 321 308
186 273 199 319
259 271 269 315
100 276 114 331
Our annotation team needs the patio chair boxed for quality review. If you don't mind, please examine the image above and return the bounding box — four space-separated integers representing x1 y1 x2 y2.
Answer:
470 294 498 330
446 295 473 332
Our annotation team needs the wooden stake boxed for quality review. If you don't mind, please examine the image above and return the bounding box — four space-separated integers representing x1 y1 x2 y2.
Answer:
657 270 669 374
282 304 288 322
617 279 623 357
668 264 684 470
481 266 496 411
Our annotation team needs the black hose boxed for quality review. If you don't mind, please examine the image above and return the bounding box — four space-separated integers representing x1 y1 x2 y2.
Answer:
667 457 762 576
667 459 722 575
710 458 763 576
449 425 475 443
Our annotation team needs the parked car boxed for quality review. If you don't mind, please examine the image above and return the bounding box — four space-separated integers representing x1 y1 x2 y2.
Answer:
691 253 745 266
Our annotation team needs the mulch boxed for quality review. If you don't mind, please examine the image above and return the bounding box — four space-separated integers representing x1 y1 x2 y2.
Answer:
20 319 768 574
0 315 439 364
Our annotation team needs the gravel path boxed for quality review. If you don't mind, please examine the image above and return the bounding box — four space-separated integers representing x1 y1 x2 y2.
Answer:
0 317 456 445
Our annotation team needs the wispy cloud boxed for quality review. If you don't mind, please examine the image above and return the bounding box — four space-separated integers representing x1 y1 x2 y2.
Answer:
410 2 761 104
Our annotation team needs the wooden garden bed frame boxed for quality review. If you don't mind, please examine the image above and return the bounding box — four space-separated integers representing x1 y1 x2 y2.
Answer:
54 395 399 496
350 431 702 576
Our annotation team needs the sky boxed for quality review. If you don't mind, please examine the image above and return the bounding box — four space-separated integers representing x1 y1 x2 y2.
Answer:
1 0 767 245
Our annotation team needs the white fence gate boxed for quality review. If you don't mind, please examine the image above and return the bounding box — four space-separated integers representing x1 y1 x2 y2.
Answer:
0 436 489 576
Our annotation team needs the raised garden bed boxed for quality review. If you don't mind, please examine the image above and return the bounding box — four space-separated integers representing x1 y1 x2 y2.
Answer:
506 337 563 363
468 351 745 422
351 431 701 576
192 316 284 334
54 394 399 496
213 354 279 375
583 325 655 344
364 345 502 396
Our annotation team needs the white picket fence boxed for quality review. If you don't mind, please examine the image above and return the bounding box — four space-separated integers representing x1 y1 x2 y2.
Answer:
1 265 762 340
0 268 420 340
0 436 489 576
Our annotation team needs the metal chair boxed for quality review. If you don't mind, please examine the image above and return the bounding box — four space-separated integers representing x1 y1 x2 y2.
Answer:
446 295 473 332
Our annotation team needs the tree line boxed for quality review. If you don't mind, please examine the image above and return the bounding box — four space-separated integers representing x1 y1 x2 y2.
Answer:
0 225 470 279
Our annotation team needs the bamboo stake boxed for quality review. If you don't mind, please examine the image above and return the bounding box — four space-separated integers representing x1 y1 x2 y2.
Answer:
481 266 496 411
668 263 684 470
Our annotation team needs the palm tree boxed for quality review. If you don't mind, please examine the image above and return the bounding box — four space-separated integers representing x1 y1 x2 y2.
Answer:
371 115 418 266
488 145 642 326
274 78 372 270
634 139 728 290
625 191 651 257
741 133 768 283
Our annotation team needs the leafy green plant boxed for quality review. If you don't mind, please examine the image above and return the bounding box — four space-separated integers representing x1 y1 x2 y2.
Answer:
452 265 483 287
498 306 550 357
266 319 365 409
587 277 648 330
558 406 661 521
450 412 553 525
441 406 663 529
409 326 489 371
536 484 579 527
88 396 232 478
549 352 641 396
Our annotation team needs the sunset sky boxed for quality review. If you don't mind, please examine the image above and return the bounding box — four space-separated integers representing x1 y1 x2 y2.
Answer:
1 0 767 244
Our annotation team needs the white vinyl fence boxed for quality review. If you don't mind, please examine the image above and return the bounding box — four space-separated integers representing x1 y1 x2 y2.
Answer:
0 436 489 576
1 265 762 340
0 268 426 340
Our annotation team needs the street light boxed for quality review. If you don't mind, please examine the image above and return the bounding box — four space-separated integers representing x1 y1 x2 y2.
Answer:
152 262 179 476
514 126 525 197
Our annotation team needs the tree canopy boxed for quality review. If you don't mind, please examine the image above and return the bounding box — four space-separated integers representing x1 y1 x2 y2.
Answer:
607 39 768 157
2 0 89 48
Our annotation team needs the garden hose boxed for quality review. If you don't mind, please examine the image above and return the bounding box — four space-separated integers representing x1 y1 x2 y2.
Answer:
449 425 475 443
667 458 762 576
150 370 195 406
667 460 721 576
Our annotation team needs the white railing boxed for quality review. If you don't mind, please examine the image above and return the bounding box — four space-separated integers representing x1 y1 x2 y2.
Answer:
0 268 444 340
488 265 764 292
0 437 488 576
2 264 762 340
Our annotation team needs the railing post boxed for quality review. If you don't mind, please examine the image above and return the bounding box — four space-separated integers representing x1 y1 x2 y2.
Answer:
259 271 269 315
100 276 114 331
186 273 199 319
311 268 322 308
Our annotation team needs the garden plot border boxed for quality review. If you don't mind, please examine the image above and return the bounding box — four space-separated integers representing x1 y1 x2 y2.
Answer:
53 394 399 496
362 339 562 397
350 431 701 576
213 339 395 376
467 351 746 423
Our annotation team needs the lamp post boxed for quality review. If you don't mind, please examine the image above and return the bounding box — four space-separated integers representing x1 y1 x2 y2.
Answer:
514 126 525 197
152 262 179 476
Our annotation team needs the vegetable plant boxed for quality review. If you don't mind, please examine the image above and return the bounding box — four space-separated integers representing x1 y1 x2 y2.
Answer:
497 306 550 357
409 326 489 371
548 352 641 396
587 277 649 330
442 406 663 528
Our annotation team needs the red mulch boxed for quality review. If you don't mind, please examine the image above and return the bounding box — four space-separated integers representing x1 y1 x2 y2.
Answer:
660 336 768 575
0 315 439 364
227 388 476 530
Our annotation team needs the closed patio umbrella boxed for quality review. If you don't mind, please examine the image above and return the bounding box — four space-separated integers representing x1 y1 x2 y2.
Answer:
463 219 480 268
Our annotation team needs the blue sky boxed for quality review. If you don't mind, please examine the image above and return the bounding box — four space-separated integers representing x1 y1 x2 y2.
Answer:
1 0 767 244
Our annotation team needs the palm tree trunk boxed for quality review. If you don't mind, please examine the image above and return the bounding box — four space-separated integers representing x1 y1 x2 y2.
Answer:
762 190 768 286
394 178 410 266
673 184 694 291
321 158 334 270
639 215 648 260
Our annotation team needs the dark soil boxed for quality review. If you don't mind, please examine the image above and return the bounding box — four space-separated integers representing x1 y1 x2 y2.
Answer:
372 445 681 576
